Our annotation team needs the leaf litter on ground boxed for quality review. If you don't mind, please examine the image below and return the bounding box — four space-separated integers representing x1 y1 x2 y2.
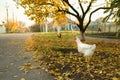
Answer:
22 32 120 80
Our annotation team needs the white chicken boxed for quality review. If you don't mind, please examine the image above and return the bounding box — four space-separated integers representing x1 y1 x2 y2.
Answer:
74 35 96 62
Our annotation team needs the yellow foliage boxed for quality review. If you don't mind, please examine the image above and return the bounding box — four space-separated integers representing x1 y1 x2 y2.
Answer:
14 0 68 24
4 19 20 32
53 13 68 28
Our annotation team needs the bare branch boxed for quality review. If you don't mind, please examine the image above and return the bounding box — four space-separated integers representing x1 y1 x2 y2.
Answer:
84 0 93 15
63 0 80 16
78 0 84 14
90 7 111 21
84 7 111 31
58 9 77 17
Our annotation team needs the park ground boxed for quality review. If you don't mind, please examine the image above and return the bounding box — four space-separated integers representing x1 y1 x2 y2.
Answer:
25 32 120 80
0 32 120 80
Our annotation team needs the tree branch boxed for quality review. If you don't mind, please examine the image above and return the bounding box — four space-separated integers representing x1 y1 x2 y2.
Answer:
58 9 77 18
81 0 93 24
84 0 93 15
63 0 80 17
84 7 111 31
78 0 84 14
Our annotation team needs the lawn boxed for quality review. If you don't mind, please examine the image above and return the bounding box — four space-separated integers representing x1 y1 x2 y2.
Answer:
86 32 120 39
23 32 120 80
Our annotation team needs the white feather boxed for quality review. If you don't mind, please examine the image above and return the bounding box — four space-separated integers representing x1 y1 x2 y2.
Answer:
74 35 96 57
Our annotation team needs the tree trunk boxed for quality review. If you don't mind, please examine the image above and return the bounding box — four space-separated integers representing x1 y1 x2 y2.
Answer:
45 23 48 33
77 24 86 41
80 31 85 41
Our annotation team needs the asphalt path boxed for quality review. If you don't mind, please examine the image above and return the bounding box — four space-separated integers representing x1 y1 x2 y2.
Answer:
0 33 54 80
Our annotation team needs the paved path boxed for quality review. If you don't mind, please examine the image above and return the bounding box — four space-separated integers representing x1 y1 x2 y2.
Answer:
0 33 54 80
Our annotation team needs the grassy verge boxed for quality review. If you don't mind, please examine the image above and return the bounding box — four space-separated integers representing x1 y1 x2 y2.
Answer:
86 32 120 39
24 32 120 80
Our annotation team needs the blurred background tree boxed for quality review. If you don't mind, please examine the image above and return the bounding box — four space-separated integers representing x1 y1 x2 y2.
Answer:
29 23 40 32
104 0 120 25
4 19 19 32
4 19 27 33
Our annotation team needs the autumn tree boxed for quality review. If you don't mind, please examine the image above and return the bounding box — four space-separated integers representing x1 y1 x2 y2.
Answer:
104 0 120 25
103 0 120 37
4 19 19 32
53 13 68 28
4 19 26 33
14 0 112 41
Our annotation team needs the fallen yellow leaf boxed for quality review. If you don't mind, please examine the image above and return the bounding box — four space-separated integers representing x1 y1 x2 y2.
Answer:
20 78 25 80
0 72 3 74
112 77 120 80
13 75 18 78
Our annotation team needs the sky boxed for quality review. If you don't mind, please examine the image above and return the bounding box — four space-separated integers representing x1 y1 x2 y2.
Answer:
0 0 35 26
69 0 108 21
0 0 108 26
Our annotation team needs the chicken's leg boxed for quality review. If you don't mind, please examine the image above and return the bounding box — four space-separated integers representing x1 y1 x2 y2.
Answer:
85 56 91 68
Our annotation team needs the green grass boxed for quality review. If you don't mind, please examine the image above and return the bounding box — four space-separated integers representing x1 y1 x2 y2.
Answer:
86 32 120 39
